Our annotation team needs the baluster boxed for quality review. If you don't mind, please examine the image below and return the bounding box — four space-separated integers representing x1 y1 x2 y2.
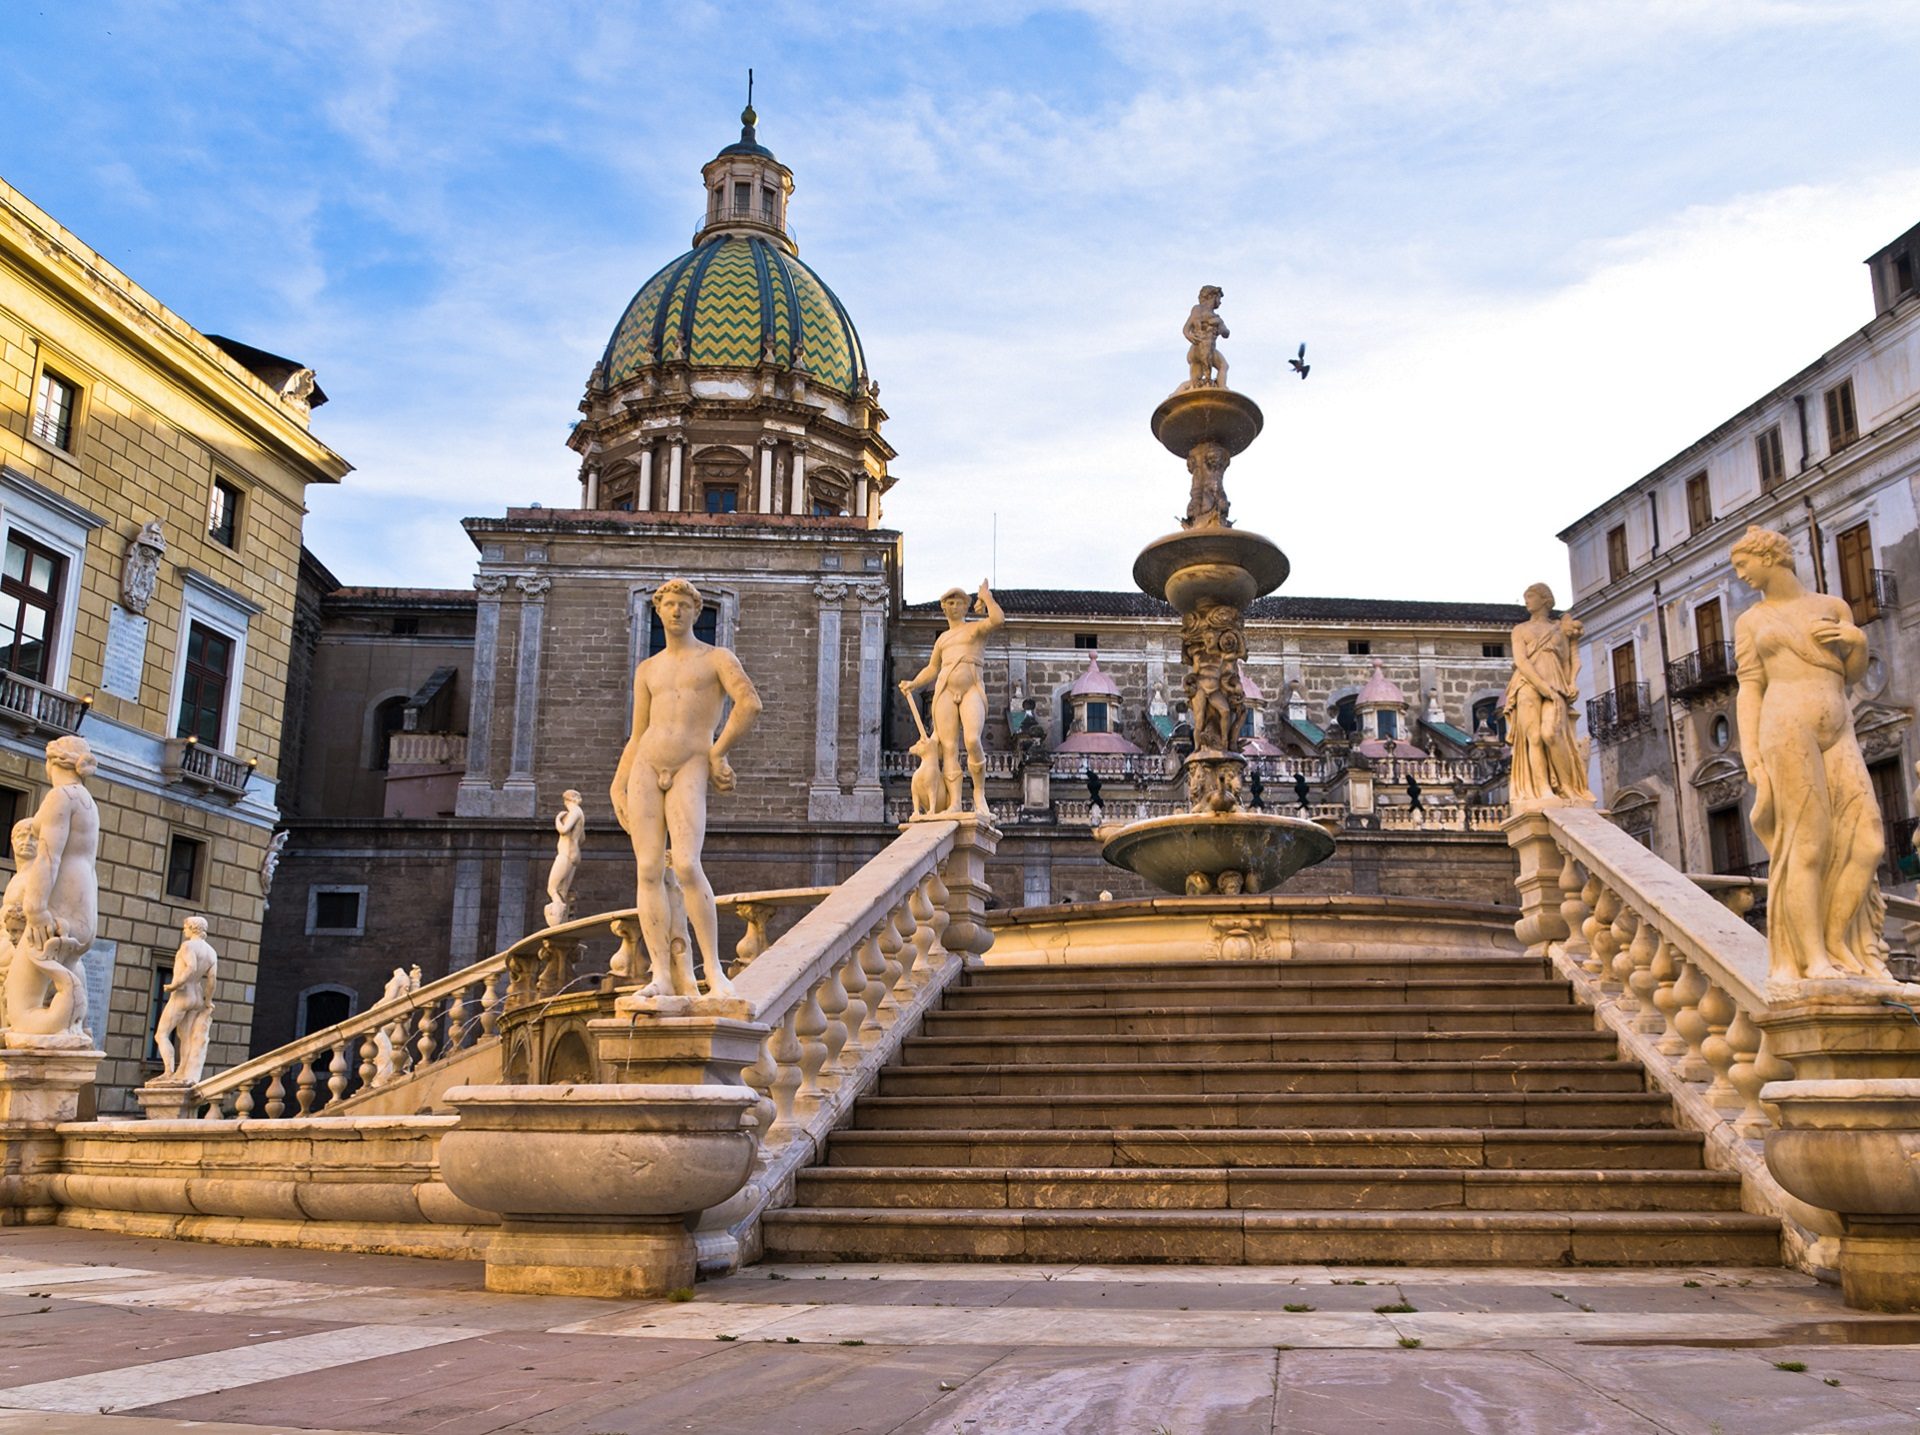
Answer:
742 1032 779 1135
1697 981 1740 1113
1752 1030 1794 1133
358 1031 379 1089
794 985 829 1109
1669 958 1713 1082
1649 936 1685 1054
875 911 907 1025
445 983 470 1054
264 1067 287 1120
327 1041 350 1107
1605 900 1637 996
817 952 852 1073
1557 854 1590 962
907 876 940 989
235 1080 256 1118
858 928 889 1042
295 1054 319 1115
1725 1009 1771 1138
201 1091 225 1120
837 943 872 1058
480 969 505 1037
1623 916 1659 1026
768 1009 804 1131
890 903 921 994
1584 884 1619 980
416 999 439 1071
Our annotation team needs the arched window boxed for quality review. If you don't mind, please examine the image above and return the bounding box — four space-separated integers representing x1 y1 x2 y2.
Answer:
371 696 406 770
809 468 851 518
1333 695 1359 734
646 604 718 656
1472 695 1507 740
297 984 356 1037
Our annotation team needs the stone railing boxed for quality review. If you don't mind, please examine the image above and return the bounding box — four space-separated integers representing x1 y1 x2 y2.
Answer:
387 731 466 767
0 670 88 736
686 815 997 1267
880 749 1019 779
1504 804 1815 1264
1379 803 1511 833
162 735 254 798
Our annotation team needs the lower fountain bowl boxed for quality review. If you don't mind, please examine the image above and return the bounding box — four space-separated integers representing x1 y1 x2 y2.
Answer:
1097 811 1336 896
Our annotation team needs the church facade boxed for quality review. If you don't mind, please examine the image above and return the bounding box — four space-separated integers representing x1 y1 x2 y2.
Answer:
256 111 1522 1050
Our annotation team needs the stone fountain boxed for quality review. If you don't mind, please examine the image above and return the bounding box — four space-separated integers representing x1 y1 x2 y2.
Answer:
1096 287 1335 895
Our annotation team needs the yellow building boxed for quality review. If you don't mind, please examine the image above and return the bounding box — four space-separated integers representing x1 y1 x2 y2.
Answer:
0 177 349 1113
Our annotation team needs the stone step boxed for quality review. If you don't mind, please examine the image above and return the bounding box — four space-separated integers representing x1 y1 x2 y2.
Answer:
875 1059 1649 1098
965 956 1545 987
940 979 1575 1011
919 1004 1601 1038
759 1207 1782 1266
850 1091 1676 1131
823 1127 1709 1171
899 1030 1624 1066
791 1166 1745 1213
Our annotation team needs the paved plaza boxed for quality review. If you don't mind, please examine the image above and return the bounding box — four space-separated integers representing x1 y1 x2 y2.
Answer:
0 1228 1916 1433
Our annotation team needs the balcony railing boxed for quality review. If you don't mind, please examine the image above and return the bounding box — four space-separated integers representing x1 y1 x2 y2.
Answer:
1663 642 1738 707
162 736 254 800
695 202 797 245
1587 683 1652 744
0 671 88 736
1848 570 1899 625
387 731 466 768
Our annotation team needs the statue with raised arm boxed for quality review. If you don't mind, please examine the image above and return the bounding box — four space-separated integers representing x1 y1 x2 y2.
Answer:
545 789 585 928
151 916 217 1084
1731 525 1890 987
3 736 100 1043
1182 285 1229 390
1502 583 1594 809
611 579 762 1003
898 580 1004 817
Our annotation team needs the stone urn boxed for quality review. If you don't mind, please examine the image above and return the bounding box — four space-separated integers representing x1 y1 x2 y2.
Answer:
440 1083 759 1297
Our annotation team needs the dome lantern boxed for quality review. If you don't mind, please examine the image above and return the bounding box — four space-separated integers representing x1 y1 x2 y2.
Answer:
696 78 796 254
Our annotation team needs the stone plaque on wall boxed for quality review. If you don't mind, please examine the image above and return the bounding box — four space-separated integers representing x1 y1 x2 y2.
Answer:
102 607 148 700
81 939 117 1053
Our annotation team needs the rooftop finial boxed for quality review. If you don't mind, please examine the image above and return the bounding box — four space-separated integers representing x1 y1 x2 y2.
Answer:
741 68 757 143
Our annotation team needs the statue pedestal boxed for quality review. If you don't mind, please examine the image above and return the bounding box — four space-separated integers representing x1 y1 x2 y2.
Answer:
136 1082 200 1121
588 1014 768 1087
0 1041 103 1225
1758 985 1920 1309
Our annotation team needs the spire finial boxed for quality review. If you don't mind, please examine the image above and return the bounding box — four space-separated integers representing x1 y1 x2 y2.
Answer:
741 68 757 142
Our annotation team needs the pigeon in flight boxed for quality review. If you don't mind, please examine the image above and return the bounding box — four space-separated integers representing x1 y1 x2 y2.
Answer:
1289 343 1310 380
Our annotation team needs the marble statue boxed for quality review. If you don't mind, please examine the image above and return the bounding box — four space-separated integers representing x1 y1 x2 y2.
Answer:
0 820 36 1028
902 681 951 817
611 578 762 1002
2 737 99 1043
1184 441 1232 528
152 916 217 1084
280 367 317 412
1731 525 1891 985
1502 584 1594 808
259 829 287 909
898 581 1004 816
371 964 420 1082
119 521 166 615
1183 285 1229 389
545 790 585 928
1181 598 1248 755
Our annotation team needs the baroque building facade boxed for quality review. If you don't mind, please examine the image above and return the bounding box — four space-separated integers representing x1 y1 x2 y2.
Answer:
1560 219 1920 885
256 113 1523 1050
0 177 349 1112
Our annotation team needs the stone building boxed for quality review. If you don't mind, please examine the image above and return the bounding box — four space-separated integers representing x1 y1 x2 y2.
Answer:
0 176 349 1112
255 111 1523 1050
1560 218 1920 882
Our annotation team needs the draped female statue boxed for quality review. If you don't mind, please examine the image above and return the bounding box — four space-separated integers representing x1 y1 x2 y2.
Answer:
1502 583 1594 807
1731 525 1890 986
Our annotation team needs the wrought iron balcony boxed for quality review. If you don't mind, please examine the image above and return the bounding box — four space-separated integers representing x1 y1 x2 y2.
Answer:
0 671 89 736
1849 569 1899 625
694 203 797 245
1664 642 1738 707
163 736 255 800
1587 683 1652 744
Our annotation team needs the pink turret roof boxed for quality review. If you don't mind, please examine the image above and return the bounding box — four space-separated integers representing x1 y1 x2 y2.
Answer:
1068 652 1122 698
1357 659 1406 708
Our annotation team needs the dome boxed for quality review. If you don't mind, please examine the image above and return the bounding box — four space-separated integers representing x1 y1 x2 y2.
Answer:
1357 659 1406 708
1068 653 1121 699
601 235 868 396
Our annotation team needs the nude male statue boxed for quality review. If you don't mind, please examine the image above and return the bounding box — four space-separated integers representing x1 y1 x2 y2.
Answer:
153 916 217 1084
3 735 100 1038
899 580 1004 816
1184 285 1229 389
611 579 762 999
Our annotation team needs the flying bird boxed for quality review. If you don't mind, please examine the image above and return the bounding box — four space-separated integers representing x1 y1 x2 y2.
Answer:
1289 343 1310 380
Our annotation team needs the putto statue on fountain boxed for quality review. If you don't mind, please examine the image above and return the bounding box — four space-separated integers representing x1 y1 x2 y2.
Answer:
2 736 100 1047
1182 285 1230 390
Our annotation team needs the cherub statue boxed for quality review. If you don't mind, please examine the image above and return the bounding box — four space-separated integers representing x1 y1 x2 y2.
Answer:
1188 659 1237 753
1183 285 1229 389
152 916 217 1084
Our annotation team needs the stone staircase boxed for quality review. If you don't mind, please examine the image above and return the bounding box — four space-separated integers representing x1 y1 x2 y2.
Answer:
761 952 1782 1266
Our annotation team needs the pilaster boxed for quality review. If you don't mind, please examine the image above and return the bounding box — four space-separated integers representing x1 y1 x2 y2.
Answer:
454 574 510 816
807 579 847 820
851 580 889 819
499 574 550 818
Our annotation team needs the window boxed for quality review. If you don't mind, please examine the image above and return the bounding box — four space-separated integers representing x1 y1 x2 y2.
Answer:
145 964 170 1064
1073 633 1099 650
0 534 66 683
1606 524 1629 582
1611 642 1638 691
31 369 77 451
1825 378 1860 453
372 696 407 770
1898 253 1915 296
391 616 419 636
1377 709 1398 739
0 785 24 839
1756 425 1786 488
1471 695 1506 740
1707 805 1751 876
175 621 235 746
1837 522 1878 624
761 186 776 220
1348 639 1370 656
732 180 750 211
1870 757 1907 826
1481 642 1507 659
645 603 718 658
1685 472 1712 535
812 501 838 517
307 886 367 936
1086 700 1109 734
704 486 738 514
164 834 206 902
1333 695 1359 734
1694 598 1725 655
297 986 356 1037
208 479 242 548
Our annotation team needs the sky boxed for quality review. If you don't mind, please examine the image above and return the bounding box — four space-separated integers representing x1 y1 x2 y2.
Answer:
5 1 1920 605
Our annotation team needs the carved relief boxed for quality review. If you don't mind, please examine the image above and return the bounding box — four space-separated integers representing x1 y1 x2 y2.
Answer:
119 521 166 614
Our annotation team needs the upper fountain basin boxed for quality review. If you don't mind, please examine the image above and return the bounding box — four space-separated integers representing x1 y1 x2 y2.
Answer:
1134 528 1289 610
1151 386 1264 459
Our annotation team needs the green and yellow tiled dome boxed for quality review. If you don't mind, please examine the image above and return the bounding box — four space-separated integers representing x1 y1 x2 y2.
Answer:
602 235 867 395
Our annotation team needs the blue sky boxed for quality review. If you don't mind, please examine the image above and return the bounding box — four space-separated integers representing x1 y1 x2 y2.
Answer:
6 2 1920 603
